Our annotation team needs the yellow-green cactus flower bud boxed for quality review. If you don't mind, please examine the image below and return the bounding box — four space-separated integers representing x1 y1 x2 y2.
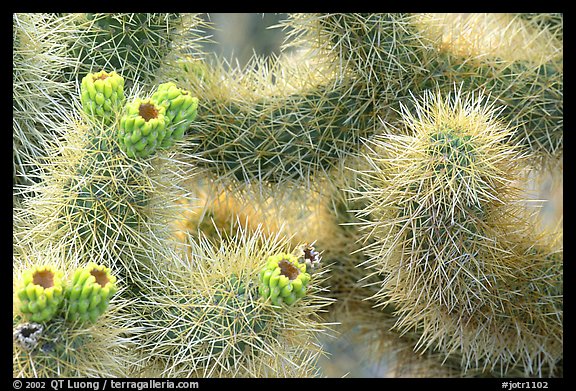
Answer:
80 70 125 124
118 98 168 158
65 263 118 323
17 265 65 323
151 82 199 147
258 253 310 307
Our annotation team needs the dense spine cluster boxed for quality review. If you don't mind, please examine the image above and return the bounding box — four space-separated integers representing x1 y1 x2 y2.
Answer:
66 13 195 87
351 89 562 376
13 13 78 188
131 228 333 377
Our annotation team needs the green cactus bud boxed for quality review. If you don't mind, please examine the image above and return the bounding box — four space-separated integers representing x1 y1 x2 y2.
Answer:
65 263 117 323
17 265 65 323
80 70 125 124
151 82 198 148
259 253 309 306
118 98 168 158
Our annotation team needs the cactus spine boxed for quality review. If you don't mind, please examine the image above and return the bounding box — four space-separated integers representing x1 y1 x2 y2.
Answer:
13 13 78 188
66 14 198 88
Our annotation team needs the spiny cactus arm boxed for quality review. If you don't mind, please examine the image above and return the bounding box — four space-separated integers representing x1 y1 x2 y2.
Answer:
283 13 434 102
131 226 334 377
65 13 208 88
284 13 562 164
14 71 196 276
13 13 80 188
412 13 563 164
350 88 562 376
165 54 377 186
13 12 208 191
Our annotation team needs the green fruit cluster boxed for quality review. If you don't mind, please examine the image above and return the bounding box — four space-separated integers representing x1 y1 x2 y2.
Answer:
118 98 168 158
80 70 125 124
259 253 310 306
118 83 199 158
151 82 199 148
16 263 117 324
17 266 65 323
65 263 118 323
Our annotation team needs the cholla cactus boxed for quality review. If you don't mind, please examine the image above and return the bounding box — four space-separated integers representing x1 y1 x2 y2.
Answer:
13 13 562 378
13 13 205 191
13 13 78 188
412 13 563 165
350 88 562 376
12 243 141 378
65 13 204 88
13 75 193 275
131 227 333 377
